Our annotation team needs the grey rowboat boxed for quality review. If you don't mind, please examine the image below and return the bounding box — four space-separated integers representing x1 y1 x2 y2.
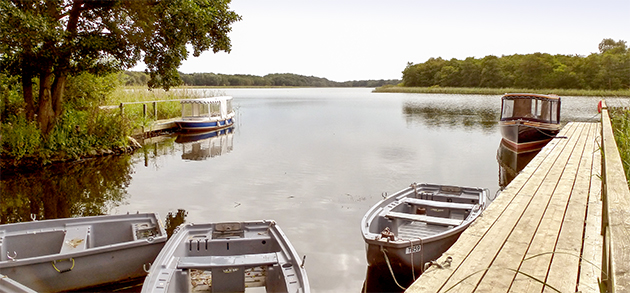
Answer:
361 183 487 282
0 213 167 292
141 220 310 293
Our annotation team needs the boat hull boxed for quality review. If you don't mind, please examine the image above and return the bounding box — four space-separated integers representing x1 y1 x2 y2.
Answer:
0 213 167 292
364 224 464 276
176 118 235 132
500 121 559 152
361 183 487 280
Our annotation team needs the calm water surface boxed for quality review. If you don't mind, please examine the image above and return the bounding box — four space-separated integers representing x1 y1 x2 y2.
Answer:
3 88 623 292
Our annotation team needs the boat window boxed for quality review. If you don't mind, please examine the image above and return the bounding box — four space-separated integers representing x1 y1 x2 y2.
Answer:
209 102 221 117
226 99 233 114
183 103 210 118
550 101 559 123
501 99 514 119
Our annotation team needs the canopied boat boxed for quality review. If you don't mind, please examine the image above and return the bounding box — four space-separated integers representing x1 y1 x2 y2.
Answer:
0 213 167 292
499 93 561 152
141 220 310 293
361 183 487 281
176 96 235 132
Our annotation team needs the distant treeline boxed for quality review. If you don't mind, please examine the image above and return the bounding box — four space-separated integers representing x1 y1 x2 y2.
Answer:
402 39 629 90
122 71 400 88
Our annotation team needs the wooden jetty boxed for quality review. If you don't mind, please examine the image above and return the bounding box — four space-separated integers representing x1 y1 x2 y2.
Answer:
407 102 630 292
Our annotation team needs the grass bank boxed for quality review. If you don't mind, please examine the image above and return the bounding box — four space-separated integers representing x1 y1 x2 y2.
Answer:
374 85 630 97
610 107 630 185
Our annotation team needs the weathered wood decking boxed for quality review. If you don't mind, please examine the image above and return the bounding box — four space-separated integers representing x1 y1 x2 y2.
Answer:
407 121 604 292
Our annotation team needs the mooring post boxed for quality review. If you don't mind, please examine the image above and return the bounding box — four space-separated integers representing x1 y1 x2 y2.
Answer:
153 101 158 120
143 103 147 119
119 103 124 116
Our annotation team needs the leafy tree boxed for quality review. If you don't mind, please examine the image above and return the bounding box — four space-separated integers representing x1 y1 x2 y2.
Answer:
401 39 628 90
599 38 628 54
0 0 241 136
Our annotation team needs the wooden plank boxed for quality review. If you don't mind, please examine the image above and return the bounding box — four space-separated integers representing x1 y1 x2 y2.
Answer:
476 123 588 292
402 198 477 210
406 123 581 292
601 104 630 291
544 123 599 292
385 212 463 227
578 124 603 293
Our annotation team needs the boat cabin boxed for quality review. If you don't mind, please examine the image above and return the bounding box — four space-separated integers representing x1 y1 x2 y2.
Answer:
500 94 560 124
180 96 234 121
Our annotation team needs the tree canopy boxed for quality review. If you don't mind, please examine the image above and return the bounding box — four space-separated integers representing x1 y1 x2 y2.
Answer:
402 39 630 91
0 0 241 135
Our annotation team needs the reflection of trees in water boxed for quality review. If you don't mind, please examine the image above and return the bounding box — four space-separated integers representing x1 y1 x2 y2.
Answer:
0 155 133 224
402 103 499 133
165 209 188 239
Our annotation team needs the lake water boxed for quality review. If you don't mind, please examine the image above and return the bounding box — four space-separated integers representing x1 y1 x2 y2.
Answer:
2 88 624 292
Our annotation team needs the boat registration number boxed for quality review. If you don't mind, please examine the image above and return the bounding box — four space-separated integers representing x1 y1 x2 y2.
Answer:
405 244 422 254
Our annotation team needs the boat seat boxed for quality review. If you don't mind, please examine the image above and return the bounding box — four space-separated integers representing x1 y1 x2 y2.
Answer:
60 225 90 253
385 211 463 227
177 252 278 270
402 198 476 210
178 253 278 293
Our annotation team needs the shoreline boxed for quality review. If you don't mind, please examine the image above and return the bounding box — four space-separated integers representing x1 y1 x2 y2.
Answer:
373 86 630 97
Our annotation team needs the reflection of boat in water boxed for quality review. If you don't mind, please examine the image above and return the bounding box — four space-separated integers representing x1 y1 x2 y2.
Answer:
176 127 234 161
141 220 310 293
497 140 542 189
176 96 235 132
500 93 561 152
361 183 487 283
0 213 166 292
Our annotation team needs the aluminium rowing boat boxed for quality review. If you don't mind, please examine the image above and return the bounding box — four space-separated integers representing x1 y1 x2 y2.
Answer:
141 220 310 293
0 213 167 292
361 183 487 281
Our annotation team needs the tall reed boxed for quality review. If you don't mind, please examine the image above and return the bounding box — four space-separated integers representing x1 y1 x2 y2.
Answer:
609 107 630 185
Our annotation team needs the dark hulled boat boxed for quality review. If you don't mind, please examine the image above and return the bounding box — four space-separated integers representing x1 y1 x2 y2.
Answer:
499 93 561 152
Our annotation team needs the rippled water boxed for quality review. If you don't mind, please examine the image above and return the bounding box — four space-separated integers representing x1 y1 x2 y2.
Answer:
2 88 623 292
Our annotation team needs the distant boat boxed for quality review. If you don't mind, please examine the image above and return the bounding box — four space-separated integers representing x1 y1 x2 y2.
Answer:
0 213 167 292
141 220 310 293
361 183 487 279
176 96 236 132
499 93 561 152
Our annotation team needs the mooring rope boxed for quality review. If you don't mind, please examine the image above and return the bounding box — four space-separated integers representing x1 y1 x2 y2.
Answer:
381 246 406 290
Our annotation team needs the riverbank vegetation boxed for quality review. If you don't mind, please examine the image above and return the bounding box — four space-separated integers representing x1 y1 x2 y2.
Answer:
1 73 134 170
383 39 629 95
610 107 630 185
373 85 630 97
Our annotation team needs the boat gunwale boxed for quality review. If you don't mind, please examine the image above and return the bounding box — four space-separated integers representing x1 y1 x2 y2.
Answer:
0 213 167 268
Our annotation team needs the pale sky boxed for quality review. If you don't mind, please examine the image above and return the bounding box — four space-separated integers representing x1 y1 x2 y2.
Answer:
135 0 630 82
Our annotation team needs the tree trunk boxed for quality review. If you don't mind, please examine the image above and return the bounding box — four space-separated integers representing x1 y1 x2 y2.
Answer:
37 69 55 136
51 74 66 116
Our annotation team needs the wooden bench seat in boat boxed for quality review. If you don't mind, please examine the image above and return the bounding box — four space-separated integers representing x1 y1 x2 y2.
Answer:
177 252 278 270
386 211 463 227
402 198 476 210
60 225 90 253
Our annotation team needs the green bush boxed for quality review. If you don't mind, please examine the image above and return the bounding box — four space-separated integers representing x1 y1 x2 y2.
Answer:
0 117 41 160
